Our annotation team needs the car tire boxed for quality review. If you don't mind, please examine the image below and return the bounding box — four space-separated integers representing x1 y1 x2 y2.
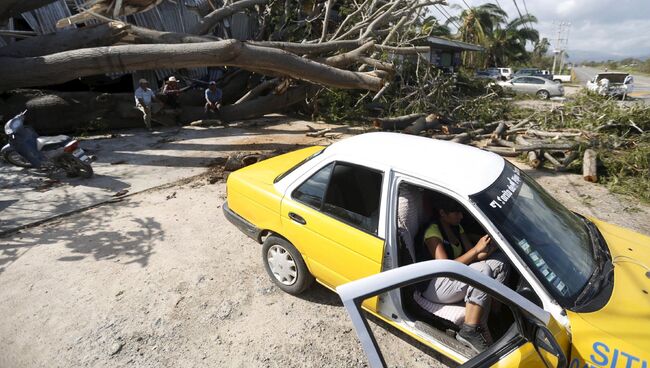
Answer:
262 235 314 295
536 90 550 100
553 79 562 84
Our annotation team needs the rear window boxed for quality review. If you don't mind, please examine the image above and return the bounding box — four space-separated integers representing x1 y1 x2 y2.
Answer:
274 148 325 183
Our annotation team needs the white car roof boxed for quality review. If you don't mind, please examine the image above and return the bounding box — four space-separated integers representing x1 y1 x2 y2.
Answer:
326 132 505 196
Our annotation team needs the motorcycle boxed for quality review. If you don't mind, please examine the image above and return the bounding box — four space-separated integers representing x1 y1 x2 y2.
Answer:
2 110 95 178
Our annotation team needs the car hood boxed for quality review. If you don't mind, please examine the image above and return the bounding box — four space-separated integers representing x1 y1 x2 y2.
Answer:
568 219 650 361
233 145 324 185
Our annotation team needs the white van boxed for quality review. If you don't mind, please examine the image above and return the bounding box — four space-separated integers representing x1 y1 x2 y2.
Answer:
496 67 512 79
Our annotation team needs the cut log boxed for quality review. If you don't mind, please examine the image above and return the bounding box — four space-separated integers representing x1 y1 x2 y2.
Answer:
583 149 598 182
513 142 578 152
526 129 582 138
0 40 385 92
373 113 424 130
403 114 441 135
527 151 541 169
490 121 507 140
482 146 518 157
543 152 566 171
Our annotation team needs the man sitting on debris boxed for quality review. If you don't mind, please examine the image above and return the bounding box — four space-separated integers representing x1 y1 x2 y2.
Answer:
204 81 223 116
162 76 181 108
134 78 157 130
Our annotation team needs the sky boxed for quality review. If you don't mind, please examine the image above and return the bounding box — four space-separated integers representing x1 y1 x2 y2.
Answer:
439 0 650 60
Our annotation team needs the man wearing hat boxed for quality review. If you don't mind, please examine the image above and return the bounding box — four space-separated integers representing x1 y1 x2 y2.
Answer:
134 78 157 130
162 76 181 108
204 81 223 116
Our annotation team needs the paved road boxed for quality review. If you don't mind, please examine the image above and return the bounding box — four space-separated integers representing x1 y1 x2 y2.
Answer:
0 119 334 234
573 66 650 99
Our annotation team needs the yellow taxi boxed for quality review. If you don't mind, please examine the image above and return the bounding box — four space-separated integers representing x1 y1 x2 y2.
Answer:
224 132 650 367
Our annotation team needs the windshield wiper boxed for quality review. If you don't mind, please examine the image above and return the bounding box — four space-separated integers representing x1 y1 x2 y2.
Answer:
573 218 612 308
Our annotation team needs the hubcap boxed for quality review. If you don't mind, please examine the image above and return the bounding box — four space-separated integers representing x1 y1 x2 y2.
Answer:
267 244 297 286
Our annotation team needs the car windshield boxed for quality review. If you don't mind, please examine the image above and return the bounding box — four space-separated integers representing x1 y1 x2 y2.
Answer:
470 163 596 305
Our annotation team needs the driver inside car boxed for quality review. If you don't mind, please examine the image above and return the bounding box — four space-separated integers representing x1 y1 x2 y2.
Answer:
419 198 510 353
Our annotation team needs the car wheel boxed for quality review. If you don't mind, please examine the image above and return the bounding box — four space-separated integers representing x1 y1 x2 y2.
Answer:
536 90 550 100
553 79 562 84
262 236 314 295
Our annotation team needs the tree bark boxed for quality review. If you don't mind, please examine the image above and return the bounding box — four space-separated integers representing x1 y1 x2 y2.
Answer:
0 22 129 58
0 40 384 92
191 0 270 35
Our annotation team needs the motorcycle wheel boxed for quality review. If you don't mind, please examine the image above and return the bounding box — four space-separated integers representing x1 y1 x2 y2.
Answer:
77 161 94 178
3 149 33 168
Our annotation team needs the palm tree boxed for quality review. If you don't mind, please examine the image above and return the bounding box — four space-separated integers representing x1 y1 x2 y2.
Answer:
447 3 507 66
446 3 539 68
485 14 539 67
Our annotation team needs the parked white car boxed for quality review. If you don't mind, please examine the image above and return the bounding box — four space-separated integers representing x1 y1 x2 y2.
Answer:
496 67 512 79
586 72 634 98
552 74 571 83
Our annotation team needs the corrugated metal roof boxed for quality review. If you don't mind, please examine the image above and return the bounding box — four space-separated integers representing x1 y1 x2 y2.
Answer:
9 0 255 85
22 0 74 34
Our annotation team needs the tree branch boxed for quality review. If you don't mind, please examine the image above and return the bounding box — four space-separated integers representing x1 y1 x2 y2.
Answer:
191 0 270 35
0 40 384 91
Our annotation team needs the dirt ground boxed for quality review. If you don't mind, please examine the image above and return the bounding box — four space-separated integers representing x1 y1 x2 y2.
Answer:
1 119 649 368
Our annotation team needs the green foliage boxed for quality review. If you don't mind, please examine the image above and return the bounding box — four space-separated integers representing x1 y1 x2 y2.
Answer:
524 90 650 202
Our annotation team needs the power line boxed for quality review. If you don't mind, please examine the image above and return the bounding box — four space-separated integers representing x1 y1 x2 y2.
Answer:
433 4 461 30
520 0 535 30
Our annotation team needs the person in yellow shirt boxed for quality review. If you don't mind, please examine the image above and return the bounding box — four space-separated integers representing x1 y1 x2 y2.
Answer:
420 198 509 353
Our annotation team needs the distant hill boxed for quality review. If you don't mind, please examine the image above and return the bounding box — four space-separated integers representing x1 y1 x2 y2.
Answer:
566 50 650 63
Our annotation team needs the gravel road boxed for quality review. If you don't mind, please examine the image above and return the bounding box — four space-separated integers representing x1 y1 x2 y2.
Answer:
1 121 649 368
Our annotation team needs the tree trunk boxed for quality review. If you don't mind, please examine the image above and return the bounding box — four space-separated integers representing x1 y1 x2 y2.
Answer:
220 85 318 121
0 40 384 91
0 22 129 58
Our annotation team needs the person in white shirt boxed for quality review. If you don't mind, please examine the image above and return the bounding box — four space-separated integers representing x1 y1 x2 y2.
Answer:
134 78 157 130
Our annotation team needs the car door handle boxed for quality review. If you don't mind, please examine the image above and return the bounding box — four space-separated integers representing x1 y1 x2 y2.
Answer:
288 212 306 225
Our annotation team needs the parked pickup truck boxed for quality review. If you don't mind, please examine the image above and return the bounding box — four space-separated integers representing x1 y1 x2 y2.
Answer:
552 74 572 83
586 72 634 98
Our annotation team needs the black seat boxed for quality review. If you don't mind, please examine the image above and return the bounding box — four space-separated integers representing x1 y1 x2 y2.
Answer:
37 135 71 151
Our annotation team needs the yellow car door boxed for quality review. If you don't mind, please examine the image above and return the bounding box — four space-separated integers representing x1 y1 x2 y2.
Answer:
280 161 385 292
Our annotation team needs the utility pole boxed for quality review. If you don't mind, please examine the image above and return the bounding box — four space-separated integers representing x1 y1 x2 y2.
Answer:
551 21 571 75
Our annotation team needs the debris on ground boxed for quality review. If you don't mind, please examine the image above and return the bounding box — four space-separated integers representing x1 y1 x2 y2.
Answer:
34 178 62 191
166 191 177 200
113 189 129 197
110 160 127 165
189 119 222 127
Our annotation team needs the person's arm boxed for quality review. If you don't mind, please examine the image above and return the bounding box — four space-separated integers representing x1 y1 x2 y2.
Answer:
135 89 145 106
425 235 491 265
460 232 495 260
205 90 213 105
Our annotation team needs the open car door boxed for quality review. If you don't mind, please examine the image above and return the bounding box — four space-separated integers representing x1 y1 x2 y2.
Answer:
337 260 568 368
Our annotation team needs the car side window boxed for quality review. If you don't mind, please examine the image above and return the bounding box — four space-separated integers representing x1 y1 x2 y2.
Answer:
531 78 545 85
293 162 334 209
513 77 526 84
322 163 383 235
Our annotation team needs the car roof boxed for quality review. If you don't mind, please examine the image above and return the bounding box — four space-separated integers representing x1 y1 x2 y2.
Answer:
325 132 505 196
